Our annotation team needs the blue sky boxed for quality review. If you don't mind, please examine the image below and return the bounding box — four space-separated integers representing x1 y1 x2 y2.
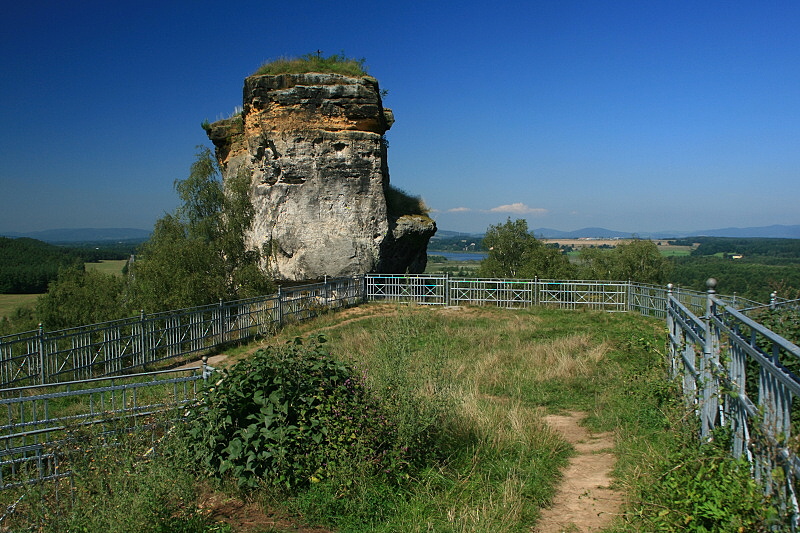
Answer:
1 1 798 235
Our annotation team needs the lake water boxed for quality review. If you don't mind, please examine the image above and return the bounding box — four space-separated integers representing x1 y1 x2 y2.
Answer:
429 251 487 261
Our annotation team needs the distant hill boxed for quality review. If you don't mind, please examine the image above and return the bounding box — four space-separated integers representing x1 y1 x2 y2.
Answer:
2 224 797 245
0 228 151 243
688 225 800 239
531 227 637 239
530 225 800 240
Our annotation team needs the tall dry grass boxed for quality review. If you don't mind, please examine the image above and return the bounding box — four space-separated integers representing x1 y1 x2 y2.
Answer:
264 303 668 531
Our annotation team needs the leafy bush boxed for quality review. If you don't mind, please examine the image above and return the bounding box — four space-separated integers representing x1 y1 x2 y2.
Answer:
253 53 368 77
632 428 786 532
184 336 417 490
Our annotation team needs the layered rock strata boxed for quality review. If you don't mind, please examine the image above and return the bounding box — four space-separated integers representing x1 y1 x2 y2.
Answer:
207 72 435 281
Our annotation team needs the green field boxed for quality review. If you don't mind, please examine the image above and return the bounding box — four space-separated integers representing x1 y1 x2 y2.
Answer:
0 261 126 320
659 249 692 257
0 293 39 319
85 259 127 276
424 258 481 275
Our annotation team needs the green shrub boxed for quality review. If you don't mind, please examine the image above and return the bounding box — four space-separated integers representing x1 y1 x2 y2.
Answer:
183 336 418 491
632 428 786 532
253 52 368 77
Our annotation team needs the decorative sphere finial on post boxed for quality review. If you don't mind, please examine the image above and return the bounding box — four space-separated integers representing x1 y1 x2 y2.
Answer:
706 278 717 293
201 355 211 380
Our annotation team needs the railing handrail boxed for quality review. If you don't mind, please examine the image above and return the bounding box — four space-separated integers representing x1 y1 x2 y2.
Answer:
0 274 777 392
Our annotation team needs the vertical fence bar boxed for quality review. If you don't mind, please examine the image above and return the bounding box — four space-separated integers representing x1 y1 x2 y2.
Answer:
666 284 677 378
277 286 284 327
139 310 147 368
701 278 719 438
218 299 225 345
37 324 46 385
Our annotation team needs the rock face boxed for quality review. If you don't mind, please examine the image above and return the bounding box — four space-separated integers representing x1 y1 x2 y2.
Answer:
207 72 435 281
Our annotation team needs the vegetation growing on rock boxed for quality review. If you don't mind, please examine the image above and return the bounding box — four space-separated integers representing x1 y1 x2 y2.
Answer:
385 185 429 218
253 52 368 77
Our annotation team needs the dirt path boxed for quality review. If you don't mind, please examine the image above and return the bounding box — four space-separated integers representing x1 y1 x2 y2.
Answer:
534 411 624 533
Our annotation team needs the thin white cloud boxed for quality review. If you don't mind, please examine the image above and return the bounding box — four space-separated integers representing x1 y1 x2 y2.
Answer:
447 207 472 213
487 203 548 216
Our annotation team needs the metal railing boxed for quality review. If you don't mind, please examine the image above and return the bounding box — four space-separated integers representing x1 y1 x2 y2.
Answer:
364 274 759 315
667 281 800 527
1 274 768 389
0 365 209 489
0 277 365 388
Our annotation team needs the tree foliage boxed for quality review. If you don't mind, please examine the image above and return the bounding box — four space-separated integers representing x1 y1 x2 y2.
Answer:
579 239 673 284
670 256 800 302
132 147 272 312
477 219 575 279
0 147 273 333
36 268 128 330
690 237 800 258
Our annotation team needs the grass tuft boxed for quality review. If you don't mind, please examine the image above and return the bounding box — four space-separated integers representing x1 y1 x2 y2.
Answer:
253 52 368 77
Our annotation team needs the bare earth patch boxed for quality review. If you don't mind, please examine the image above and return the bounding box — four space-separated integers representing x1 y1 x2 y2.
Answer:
534 411 623 533
198 490 332 533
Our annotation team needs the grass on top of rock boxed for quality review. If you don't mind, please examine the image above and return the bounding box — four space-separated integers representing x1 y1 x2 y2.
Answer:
385 185 429 217
253 52 368 77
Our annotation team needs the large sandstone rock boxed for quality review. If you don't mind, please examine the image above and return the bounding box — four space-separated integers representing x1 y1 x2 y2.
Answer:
207 72 435 281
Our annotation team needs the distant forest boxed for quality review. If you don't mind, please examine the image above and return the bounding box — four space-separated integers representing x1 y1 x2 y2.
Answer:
428 234 487 252
0 237 135 293
664 237 800 301
670 236 800 259
3 234 800 303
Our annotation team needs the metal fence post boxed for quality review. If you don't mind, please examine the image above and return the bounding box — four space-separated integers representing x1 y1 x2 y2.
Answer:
38 323 46 385
218 299 225 345
626 280 631 312
139 309 147 367
666 284 677 378
201 355 212 380
702 278 719 438
277 286 284 327
770 291 777 310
